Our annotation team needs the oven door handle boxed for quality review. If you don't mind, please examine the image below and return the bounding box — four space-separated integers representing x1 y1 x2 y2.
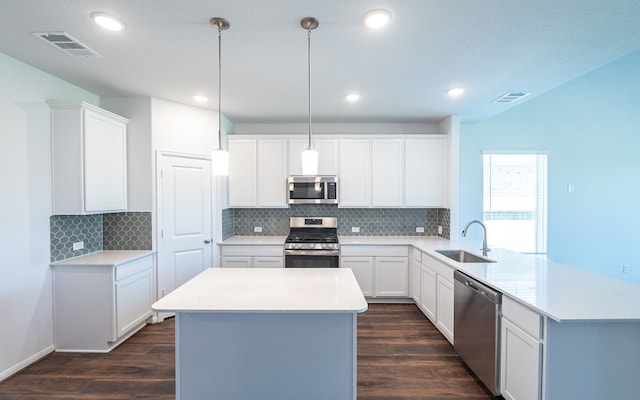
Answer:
284 249 340 257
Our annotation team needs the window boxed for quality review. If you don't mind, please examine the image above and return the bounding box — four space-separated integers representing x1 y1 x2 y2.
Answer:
483 153 547 254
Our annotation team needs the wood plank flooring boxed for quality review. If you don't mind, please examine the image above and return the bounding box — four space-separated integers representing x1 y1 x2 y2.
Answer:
0 304 493 399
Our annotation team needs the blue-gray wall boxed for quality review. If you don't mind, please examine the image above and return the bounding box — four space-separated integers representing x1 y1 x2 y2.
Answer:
459 49 640 283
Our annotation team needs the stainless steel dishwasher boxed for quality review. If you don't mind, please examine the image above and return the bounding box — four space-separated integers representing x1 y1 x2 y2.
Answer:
453 270 502 396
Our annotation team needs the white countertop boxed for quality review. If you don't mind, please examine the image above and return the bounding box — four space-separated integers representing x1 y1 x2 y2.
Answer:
50 250 155 267
152 267 368 313
220 235 640 322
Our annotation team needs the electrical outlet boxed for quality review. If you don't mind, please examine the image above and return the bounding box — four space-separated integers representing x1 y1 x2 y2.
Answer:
623 264 631 274
416 226 425 233
253 226 263 233
72 241 84 251
438 226 443 235
351 227 360 233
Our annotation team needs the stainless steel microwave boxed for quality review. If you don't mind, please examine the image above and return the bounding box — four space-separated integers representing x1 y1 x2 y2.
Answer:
287 176 338 204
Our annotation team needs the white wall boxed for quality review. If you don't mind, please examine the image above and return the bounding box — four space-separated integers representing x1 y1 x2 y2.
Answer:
0 52 99 380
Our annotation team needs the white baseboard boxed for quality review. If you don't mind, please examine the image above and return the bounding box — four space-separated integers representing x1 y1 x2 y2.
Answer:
0 345 54 382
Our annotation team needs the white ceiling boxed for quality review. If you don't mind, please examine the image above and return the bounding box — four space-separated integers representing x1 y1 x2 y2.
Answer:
2 0 640 124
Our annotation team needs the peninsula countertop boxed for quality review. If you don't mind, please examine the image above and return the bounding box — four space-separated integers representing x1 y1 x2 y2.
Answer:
220 235 640 322
152 267 368 313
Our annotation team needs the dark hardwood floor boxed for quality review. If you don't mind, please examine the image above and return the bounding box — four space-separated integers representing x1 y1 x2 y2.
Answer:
0 304 492 399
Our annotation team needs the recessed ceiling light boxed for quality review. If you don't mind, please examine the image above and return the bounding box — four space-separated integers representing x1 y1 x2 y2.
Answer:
91 12 126 31
447 87 466 97
364 9 392 29
345 93 360 103
193 95 209 103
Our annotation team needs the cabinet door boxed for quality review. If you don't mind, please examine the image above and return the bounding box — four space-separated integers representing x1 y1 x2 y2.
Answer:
420 264 437 322
221 257 252 268
374 257 408 297
289 139 338 175
338 139 370 207
115 268 153 339
258 140 287 207
500 318 543 400
409 255 421 302
228 140 258 207
371 140 404 207
436 275 454 343
83 108 128 212
341 257 374 296
253 257 284 268
404 138 445 207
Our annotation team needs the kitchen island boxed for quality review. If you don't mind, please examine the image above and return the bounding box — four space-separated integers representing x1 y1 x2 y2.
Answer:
152 267 367 400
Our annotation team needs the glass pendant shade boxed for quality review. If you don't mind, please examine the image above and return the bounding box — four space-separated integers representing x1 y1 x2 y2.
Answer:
301 148 319 175
211 148 230 176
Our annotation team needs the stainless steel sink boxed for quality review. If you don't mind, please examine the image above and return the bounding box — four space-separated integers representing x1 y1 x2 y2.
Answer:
435 249 496 263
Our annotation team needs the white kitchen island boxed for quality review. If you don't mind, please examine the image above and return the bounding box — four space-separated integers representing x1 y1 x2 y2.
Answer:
152 267 367 400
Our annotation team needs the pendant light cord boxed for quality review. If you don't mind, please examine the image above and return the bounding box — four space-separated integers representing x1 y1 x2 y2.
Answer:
217 25 223 151
307 28 312 150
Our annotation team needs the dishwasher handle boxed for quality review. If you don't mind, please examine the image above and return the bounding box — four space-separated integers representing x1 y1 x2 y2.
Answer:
454 271 502 304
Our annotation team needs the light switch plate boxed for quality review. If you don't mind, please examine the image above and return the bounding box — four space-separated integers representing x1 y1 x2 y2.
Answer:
351 227 360 233
72 241 84 251
416 226 425 233
254 226 263 233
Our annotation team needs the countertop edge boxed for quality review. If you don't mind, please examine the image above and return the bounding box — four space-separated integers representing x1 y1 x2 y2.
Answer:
50 249 155 267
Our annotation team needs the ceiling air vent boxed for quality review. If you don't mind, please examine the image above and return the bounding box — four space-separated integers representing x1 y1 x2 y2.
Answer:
33 32 101 57
493 91 531 103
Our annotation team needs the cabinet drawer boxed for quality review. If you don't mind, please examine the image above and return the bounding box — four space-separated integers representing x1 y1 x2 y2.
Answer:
115 255 153 281
253 257 284 268
502 296 543 340
221 257 252 268
221 245 283 257
340 245 409 257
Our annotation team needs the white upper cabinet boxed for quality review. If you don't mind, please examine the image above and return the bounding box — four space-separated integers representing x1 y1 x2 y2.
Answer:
50 101 128 215
371 139 404 207
228 139 258 207
228 138 288 208
289 139 338 176
338 139 371 207
405 138 445 207
258 139 287 206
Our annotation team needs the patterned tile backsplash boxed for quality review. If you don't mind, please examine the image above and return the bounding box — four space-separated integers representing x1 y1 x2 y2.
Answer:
50 212 152 262
223 206 450 239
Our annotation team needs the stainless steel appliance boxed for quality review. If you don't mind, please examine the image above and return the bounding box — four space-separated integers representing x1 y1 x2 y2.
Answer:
287 176 338 205
284 217 339 268
454 270 502 396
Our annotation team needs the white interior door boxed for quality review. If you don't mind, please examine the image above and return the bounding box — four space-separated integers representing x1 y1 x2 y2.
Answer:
159 155 212 299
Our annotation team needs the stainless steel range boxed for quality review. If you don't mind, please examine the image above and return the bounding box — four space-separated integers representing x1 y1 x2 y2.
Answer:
284 217 339 268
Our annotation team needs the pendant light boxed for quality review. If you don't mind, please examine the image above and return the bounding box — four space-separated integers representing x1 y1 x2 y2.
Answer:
210 17 230 176
300 17 319 176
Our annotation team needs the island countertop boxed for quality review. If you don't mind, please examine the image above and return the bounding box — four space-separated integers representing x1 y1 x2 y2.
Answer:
152 267 368 313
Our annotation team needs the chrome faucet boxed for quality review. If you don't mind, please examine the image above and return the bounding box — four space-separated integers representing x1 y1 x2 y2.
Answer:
462 220 491 256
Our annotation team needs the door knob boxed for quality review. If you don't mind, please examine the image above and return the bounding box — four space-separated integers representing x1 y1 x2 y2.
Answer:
204 239 211 244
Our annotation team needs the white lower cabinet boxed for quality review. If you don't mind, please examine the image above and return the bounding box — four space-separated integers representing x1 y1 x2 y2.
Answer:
409 248 421 302
418 252 455 344
341 257 374 297
340 246 408 298
52 254 155 352
435 275 454 342
500 296 544 400
220 245 284 268
420 263 437 321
